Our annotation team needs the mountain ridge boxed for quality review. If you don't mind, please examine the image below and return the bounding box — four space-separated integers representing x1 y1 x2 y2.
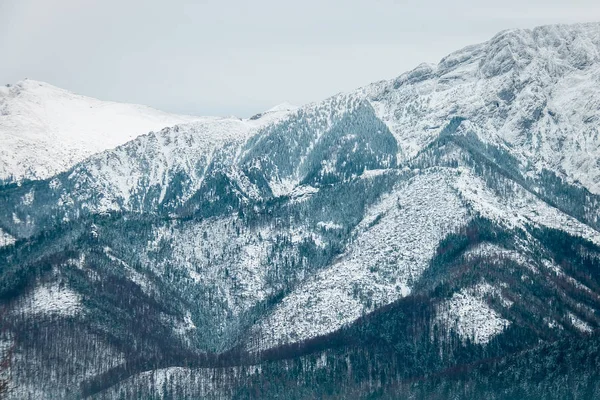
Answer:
2 21 600 399
0 79 297 184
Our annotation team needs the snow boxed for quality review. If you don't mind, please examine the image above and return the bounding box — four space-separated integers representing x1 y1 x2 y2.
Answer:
0 79 206 182
0 227 15 248
435 282 511 344
4 21 600 363
249 164 600 350
65 120 252 213
21 189 34 205
317 221 343 231
462 242 533 272
545 318 562 330
0 80 297 185
269 177 298 198
289 227 326 249
288 184 319 202
146 216 273 319
265 102 298 113
250 170 469 350
100 365 262 399
453 168 600 246
360 22 600 195
14 282 83 317
542 259 595 296
360 168 392 179
567 311 593 333
104 246 157 296
244 93 371 196
11 213 21 224
169 311 197 345
46 100 299 215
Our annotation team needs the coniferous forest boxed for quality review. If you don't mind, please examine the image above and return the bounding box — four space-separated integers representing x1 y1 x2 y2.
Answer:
3 20 600 400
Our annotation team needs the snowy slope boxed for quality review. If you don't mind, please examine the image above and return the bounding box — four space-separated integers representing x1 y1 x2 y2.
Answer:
64 117 259 213
249 169 469 349
4 22 600 399
359 22 600 194
249 165 600 350
49 106 295 215
435 282 512 344
0 79 205 182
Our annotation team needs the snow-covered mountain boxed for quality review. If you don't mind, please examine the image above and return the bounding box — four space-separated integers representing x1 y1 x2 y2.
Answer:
2 22 600 399
1 79 209 182
362 22 600 194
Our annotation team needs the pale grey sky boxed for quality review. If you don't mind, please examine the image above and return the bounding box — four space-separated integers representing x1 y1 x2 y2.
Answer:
2 0 600 117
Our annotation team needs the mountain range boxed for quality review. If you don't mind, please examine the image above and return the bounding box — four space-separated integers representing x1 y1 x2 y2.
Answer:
2 21 600 399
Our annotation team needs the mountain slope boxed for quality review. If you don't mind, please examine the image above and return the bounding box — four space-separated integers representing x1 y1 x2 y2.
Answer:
2 21 600 399
0 79 205 182
363 22 600 194
86 218 600 399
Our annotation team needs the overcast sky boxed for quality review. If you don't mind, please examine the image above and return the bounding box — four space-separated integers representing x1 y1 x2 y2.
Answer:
2 0 600 117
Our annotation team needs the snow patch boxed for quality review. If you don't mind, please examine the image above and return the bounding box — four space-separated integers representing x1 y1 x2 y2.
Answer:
436 283 511 344
454 169 600 246
317 221 343 231
16 282 82 317
21 189 34 205
0 228 15 248
567 311 593 333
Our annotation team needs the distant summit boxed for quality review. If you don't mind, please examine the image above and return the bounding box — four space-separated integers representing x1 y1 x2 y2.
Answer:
0 79 204 182
249 102 299 121
265 102 299 113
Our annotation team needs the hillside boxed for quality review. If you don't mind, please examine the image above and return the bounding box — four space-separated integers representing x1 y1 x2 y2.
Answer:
1 22 600 399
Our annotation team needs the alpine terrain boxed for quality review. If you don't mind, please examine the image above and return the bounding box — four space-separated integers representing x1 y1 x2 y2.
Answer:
2 21 600 399
0 79 208 183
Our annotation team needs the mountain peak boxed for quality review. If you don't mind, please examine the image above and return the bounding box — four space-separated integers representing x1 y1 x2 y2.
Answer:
247 102 299 121
265 102 299 113
7 78 68 93
0 79 204 182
